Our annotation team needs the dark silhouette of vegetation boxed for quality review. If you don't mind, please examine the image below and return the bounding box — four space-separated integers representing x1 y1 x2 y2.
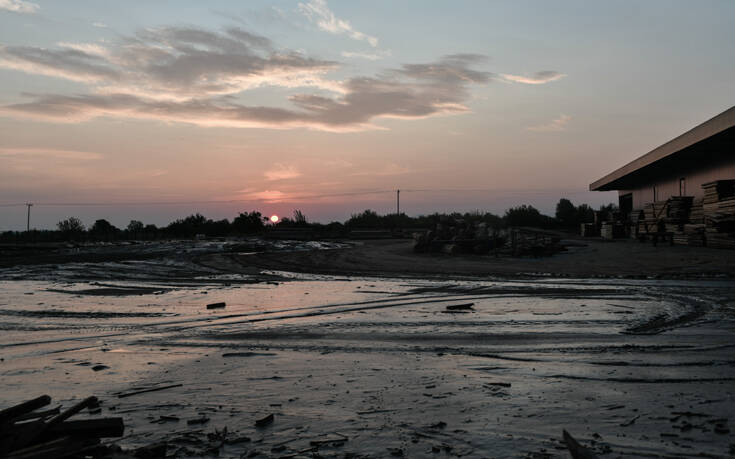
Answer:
0 199 617 243
232 211 266 233
555 198 596 228
504 205 555 228
275 209 310 228
89 219 119 241
57 217 85 240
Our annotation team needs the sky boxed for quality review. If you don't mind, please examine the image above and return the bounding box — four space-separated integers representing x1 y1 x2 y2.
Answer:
1 0 734 230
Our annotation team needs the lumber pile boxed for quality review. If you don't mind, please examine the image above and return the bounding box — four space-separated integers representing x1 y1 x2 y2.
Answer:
0 395 128 459
413 217 502 255
633 180 735 249
413 217 562 257
601 222 624 240
702 180 735 249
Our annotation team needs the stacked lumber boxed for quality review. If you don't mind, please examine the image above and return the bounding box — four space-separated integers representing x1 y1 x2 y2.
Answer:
702 181 735 249
667 196 693 221
633 180 735 249
689 198 704 224
637 201 668 234
507 229 562 256
0 395 125 459
412 217 562 257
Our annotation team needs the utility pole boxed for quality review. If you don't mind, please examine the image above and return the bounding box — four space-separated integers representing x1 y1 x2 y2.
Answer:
25 203 33 232
396 189 400 215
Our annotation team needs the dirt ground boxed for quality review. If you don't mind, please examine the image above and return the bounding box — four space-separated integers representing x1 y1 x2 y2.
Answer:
2 238 735 458
233 236 735 280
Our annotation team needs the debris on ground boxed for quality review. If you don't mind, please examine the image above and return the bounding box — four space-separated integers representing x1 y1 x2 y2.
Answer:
0 394 133 459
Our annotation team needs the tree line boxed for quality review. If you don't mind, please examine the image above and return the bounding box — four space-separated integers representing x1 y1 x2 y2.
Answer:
1 199 616 243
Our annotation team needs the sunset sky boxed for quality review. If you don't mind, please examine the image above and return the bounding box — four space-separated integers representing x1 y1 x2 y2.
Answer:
1 0 734 230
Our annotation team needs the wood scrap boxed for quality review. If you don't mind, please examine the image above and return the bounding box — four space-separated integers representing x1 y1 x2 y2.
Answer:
0 395 125 459
445 303 475 311
117 383 183 398
255 413 274 427
562 429 600 459
0 395 51 425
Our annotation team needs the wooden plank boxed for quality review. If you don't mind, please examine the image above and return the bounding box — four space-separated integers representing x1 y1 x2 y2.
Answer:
0 396 51 425
46 418 124 438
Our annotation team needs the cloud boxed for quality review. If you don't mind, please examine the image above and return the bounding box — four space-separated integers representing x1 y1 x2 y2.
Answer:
0 33 491 132
502 71 566 85
242 190 288 202
299 0 378 47
0 147 102 160
341 50 391 61
0 27 340 101
0 43 119 83
264 163 302 180
526 114 571 132
0 0 39 14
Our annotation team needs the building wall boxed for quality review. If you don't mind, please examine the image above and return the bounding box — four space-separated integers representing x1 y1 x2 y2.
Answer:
619 154 735 210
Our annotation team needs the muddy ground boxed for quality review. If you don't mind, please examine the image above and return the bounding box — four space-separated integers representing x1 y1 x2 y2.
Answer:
235 237 735 280
1 239 735 458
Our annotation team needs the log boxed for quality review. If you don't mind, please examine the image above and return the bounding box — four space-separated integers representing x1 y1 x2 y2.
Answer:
0 396 51 425
46 418 124 438
206 302 226 309
47 396 98 427
10 407 60 423
4 436 99 459
7 397 98 452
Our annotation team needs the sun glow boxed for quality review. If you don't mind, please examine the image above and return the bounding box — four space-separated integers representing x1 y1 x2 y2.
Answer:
270 215 279 223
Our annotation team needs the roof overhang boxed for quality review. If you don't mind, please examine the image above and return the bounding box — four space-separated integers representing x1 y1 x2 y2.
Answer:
590 105 735 191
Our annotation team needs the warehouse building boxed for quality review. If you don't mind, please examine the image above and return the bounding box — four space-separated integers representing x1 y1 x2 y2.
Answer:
590 106 735 247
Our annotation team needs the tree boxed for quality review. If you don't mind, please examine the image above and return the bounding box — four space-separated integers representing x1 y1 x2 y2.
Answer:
555 198 577 227
232 211 264 233
166 213 209 237
57 217 85 240
346 209 381 228
504 205 553 228
127 220 144 233
576 204 595 224
89 219 119 241
90 219 117 233
599 203 618 214
57 217 85 233
292 209 307 226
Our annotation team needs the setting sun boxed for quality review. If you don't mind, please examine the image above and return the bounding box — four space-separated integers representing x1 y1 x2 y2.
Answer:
270 215 279 223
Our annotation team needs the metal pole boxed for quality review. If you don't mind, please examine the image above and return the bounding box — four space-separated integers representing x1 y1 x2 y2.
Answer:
26 203 33 231
396 189 400 215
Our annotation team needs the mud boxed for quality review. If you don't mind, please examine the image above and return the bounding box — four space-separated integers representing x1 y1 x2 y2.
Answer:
1 239 734 457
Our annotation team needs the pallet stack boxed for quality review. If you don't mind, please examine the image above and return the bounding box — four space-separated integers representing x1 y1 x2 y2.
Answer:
637 201 669 235
689 197 704 224
702 180 735 249
634 180 735 249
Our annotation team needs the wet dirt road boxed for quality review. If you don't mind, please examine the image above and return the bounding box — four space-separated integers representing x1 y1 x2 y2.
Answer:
1 252 734 457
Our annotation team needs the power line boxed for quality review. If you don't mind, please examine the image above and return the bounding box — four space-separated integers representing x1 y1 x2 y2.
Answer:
0 187 600 209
